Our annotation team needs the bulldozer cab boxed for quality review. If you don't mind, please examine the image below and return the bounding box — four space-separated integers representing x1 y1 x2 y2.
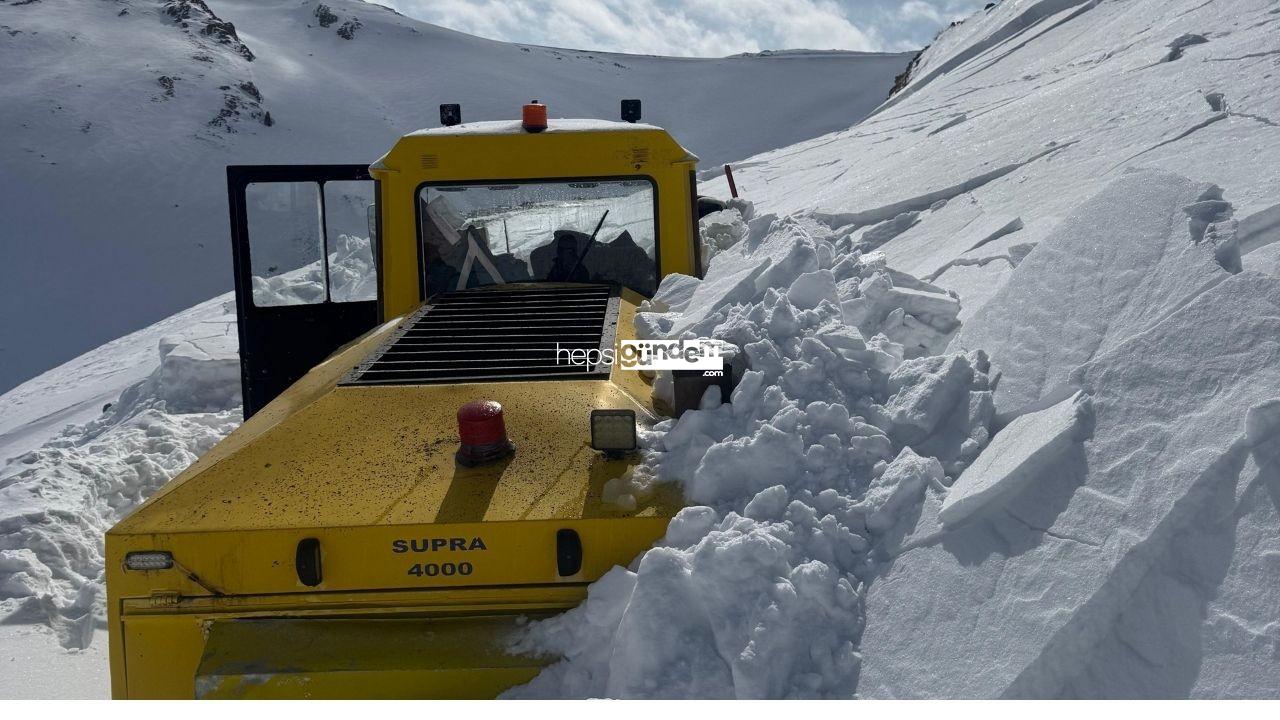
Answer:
108 106 705 698
229 109 701 417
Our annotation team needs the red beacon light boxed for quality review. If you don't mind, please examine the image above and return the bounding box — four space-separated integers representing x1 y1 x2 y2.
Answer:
522 100 548 133
456 400 516 466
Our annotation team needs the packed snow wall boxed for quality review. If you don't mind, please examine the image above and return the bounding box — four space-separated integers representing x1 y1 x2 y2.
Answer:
505 168 1280 699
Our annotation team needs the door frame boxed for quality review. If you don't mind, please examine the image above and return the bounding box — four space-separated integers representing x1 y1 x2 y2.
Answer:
227 164 380 418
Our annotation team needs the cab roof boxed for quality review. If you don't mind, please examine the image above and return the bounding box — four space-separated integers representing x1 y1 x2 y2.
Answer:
404 118 665 137
373 117 698 174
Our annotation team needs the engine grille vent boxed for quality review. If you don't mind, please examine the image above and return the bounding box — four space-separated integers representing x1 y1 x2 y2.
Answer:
341 284 617 386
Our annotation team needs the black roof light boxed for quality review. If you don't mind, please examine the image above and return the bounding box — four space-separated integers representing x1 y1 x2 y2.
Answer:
621 99 641 123
440 103 462 127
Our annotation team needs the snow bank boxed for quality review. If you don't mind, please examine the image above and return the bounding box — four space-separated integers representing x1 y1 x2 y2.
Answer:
858 270 1280 698
0 295 234 464
703 0 1280 329
514 158 1280 696
508 208 993 698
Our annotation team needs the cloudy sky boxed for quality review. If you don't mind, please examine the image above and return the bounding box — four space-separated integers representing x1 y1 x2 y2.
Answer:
375 0 989 57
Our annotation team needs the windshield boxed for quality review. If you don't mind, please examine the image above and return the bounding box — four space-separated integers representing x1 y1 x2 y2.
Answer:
418 178 658 296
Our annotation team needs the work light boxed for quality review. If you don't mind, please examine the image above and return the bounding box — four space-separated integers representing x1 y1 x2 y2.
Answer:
124 551 173 571
590 409 637 456
621 98 642 123
439 103 461 127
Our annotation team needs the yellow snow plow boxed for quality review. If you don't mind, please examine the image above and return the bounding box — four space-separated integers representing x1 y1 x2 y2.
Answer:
105 102 716 698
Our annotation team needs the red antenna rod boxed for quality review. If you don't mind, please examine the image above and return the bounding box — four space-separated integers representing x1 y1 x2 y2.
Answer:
724 164 739 199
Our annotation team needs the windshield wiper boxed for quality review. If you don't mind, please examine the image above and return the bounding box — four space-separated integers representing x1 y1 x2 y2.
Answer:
558 209 609 282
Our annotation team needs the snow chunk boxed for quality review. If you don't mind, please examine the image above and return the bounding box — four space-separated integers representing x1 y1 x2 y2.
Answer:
786 269 837 310
639 273 701 314
156 337 239 413
698 207 749 265
939 391 1093 527
1164 33 1208 62
884 354 974 444
0 549 57 600
1244 399 1280 465
1238 202 1280 255
953 170 1235 416
687 423 805 504
1246 241 1280 276
856 211 920 252
859 448 945 533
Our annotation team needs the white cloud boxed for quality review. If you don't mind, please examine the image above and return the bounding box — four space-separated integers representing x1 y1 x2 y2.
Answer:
377 0 989 57
898 0 947 24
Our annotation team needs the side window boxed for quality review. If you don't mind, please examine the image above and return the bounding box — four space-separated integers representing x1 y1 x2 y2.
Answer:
246 180 377 306
323 181 377 302
247 182 325 306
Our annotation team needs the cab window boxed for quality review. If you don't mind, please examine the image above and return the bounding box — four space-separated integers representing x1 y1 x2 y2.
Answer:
246 180 377 306
418 178 658 296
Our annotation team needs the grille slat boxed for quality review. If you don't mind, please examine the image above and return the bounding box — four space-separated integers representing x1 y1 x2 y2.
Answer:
401 325 605 336
378 340 599 353
408 307 607 317
435 289 610 301
341 284 617 386
406 318 606 327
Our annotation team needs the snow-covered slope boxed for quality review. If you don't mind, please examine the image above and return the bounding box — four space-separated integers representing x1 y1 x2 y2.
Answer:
0 295 234 464
700 0 1280 286
4 0 1280 700
0 0 910 394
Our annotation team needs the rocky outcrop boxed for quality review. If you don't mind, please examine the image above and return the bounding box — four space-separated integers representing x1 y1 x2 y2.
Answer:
162 1 254 61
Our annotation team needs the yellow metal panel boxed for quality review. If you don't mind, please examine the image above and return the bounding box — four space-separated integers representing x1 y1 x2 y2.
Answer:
115 586 585 699
113 382 676 532
106 292 678 695
112 295 672 536
120 614 210 699
195 617 548 699
107 517 668 598
611 288 663 410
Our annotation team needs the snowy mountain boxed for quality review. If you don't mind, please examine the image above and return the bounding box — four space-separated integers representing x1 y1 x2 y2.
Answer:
0 0 911 394
4 0 1280 700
